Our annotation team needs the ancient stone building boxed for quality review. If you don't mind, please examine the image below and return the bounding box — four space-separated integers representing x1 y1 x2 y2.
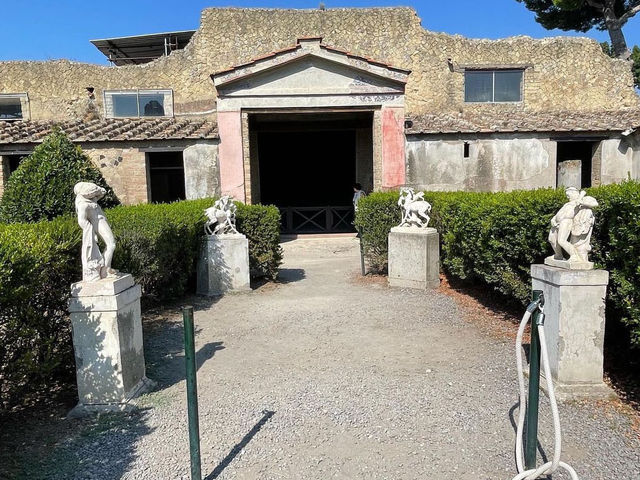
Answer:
1 7 639 231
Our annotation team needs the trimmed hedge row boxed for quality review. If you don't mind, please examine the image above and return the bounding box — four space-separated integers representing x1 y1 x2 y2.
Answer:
354 182 640 348
0 199 282 409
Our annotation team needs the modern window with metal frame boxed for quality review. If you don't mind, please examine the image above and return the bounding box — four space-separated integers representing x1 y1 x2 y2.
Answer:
464 70 523 103
103 89 174 118
0 93 28 120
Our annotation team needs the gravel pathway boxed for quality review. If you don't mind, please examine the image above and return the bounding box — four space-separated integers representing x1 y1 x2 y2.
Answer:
14 237 640 479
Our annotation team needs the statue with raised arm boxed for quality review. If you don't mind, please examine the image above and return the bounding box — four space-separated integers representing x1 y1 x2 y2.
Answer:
546 187 598 269
204 196 238 235
74 182 117 282
397 187 431 228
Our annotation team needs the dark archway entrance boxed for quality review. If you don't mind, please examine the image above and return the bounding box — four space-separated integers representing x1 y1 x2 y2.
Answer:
250 111 373 233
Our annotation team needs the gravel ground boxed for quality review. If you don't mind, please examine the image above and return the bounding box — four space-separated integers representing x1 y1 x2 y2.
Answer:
7 236 640 479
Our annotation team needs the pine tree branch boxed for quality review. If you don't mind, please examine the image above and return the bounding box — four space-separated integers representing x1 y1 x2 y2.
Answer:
619 1 640 24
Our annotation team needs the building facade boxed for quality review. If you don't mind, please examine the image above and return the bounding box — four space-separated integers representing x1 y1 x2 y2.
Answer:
1 7 639 230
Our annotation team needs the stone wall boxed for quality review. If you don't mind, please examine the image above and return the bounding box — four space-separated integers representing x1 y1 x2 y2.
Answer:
0 7 637 123
406 134 557 192
406 134 639 191
600 137 635 184
84 145 149 205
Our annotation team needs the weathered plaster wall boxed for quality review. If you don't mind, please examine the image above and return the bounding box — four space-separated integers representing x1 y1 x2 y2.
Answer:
406 134 556 192
0 7 637 122
183 143 220 199
600 138 634 184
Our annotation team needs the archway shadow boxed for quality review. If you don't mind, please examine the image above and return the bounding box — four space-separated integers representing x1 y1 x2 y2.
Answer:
205 410 275 479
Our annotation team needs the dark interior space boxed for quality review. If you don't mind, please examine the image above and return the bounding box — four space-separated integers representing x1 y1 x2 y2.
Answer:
147 151 186 203
258 129 355 207
252 112 372 233
556 140 596 189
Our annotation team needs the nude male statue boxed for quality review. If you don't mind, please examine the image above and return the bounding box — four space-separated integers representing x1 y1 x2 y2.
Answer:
548 187 585 262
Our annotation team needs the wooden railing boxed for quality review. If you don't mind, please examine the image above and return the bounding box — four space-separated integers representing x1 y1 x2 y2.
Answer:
279 206 355 234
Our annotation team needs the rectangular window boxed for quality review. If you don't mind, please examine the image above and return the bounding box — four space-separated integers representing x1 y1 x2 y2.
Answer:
0 94 27 120
147 151 185 203
104 90 173 118
464 70 523 103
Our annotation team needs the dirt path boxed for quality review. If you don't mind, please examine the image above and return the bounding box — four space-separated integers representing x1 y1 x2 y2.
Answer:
4 237 639 479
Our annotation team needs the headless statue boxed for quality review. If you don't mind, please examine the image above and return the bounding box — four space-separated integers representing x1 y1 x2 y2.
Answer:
74 182 117 282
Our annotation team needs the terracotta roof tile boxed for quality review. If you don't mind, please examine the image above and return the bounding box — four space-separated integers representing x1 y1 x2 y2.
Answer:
0 118 218 144
405 109 640 134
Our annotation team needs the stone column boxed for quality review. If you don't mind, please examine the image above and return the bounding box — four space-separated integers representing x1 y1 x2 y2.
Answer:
197 234 251 296
531 264 613 400
68 274 153 415
388 226 440 289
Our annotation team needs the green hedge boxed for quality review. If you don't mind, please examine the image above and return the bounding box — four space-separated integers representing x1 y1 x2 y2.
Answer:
0 199 282 409
355 182 640 348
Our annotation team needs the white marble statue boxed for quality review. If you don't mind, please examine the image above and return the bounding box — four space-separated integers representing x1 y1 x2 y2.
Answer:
74 182 117 282
398 187 432 228
546 187 598 269
204 196 238 235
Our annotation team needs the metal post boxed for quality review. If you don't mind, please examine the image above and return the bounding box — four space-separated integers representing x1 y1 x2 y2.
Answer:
183 306 202 480
357 226 366 276
525 290 543 470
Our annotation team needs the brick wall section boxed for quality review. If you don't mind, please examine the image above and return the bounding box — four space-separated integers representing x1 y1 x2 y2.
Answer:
85 146 148 204
0 7 637 124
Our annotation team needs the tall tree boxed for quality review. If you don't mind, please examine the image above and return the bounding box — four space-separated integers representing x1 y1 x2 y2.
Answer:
517 0 640 58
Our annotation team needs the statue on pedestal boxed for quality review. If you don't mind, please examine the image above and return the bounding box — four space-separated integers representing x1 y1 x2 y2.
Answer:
546 187 598 270
204 196 238 235
74 182 117 282
397 187 432 228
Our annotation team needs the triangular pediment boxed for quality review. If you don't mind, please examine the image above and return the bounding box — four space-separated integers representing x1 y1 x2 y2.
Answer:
213 38 409 97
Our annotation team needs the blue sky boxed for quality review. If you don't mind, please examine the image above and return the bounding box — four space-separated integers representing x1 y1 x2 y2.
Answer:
1 0 638 64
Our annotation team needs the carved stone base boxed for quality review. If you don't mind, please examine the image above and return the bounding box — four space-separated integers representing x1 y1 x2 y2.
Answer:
197 234 251 296
388 226 440 289
68 274 152 416
531 264 609 401
544 255 593 270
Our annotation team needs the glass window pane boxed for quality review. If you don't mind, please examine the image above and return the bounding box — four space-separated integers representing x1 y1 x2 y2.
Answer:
112 94 139 117
139 93 165 117
494 71 522 102
465 71 493 102
0 98 23 120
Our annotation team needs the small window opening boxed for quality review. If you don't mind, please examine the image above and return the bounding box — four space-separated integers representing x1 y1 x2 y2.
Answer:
463 142 470 158
0 95 26 120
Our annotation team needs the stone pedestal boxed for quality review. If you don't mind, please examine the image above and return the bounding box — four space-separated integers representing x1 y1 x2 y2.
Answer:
197 233 251 296
531 264 613 400
388 226 440 289
68 274 153 415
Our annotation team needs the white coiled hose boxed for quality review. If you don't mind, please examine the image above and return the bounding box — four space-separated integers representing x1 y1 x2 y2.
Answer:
512 303 579 480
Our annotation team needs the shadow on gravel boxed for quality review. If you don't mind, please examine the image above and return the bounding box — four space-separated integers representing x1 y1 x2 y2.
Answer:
508 401 550 467
1 408 154 480
205 410 276 479
277 268 306 284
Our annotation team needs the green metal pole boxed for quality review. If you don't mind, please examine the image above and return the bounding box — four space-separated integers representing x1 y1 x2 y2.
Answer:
357 226 366 276
183 306 202 480
525 290 543 470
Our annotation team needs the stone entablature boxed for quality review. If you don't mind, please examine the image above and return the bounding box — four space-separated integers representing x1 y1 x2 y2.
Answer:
0 7 637 123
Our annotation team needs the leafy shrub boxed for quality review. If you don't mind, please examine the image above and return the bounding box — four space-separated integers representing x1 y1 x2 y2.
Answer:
0 198 282 410
355 182 640 348
0 129 118 223
236 202 283 280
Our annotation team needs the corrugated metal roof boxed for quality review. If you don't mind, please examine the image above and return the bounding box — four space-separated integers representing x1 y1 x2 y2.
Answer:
90 30 196 66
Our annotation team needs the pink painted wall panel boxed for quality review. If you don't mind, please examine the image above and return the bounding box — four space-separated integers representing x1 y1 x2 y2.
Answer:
217 110 245 202
382 107 406 189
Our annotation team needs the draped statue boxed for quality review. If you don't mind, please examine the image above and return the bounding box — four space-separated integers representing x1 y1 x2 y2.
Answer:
74 182 117 282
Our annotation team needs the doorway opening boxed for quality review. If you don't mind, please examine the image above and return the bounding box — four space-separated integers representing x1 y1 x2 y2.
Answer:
147 151 186 203
556 141 598 189
250 111 374 233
